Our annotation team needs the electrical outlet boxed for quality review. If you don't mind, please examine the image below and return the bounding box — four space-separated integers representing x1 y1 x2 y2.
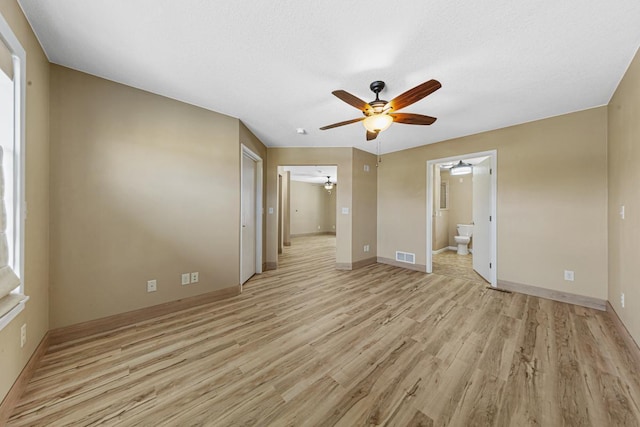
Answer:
620 205 625 219
364 244 370 252
181 273 190 285
564 270 574 281
621 292 625 308
20 324 26 348
147 280 157 292
191 272 199 284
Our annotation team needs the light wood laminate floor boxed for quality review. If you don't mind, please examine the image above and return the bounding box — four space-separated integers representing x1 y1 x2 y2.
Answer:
432 250 488 285
8 235 640 426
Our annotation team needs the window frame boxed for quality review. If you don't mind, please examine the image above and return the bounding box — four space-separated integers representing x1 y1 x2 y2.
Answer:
0 12 27 331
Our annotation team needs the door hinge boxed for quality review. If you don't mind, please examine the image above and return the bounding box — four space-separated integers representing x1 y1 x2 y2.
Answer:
489 262 492 269
490 168 493 175
489 215 492 222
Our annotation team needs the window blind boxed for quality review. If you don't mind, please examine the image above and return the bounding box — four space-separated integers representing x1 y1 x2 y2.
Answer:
0 38 12 80
0 146 24 318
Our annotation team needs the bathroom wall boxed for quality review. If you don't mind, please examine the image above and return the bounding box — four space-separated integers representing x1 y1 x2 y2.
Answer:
433 168 449 251
448 173 473 247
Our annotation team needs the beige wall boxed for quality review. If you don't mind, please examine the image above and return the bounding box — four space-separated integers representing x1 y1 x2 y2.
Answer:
447 173 473 247
378 107 608 299
49 65 266 328
608 47 640 344
290 181 335 235
0 0 50 403
352 149 377 262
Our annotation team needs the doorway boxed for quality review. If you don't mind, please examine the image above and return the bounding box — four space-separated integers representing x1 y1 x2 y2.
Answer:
426 150 497 286
277 165 337 263
240 145 263 289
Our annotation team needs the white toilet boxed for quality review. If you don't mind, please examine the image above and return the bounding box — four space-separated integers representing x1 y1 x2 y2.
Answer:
454 224 473 255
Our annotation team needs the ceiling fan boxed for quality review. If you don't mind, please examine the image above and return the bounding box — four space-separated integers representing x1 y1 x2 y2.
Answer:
320 79 441 141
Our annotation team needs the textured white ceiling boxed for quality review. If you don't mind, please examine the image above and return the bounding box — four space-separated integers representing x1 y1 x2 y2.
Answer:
437 156 489 169
17 0 640 154
283 166 337 185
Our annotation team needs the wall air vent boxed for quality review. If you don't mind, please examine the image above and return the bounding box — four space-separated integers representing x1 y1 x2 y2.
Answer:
395 251 416 264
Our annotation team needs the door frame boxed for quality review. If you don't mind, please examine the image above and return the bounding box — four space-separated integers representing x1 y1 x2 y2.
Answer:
240 145 263 290
426 149 497 286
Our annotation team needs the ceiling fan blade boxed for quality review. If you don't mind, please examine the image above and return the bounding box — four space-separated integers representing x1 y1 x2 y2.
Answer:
319 117 364 130
332 90 372 113
385 79 441 112
366 130 378 141
391 113 437 125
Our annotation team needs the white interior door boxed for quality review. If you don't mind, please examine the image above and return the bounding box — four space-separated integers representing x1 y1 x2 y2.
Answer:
241 154 256 284
472 157 492 282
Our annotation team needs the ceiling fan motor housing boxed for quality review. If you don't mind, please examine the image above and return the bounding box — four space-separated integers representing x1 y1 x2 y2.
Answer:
369 80 385 94
368 81 388 114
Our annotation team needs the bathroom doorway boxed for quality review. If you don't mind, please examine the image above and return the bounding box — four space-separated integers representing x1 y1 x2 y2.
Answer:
426 150 497 286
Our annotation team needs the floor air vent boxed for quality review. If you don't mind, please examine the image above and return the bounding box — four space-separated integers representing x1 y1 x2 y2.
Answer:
395 251 415 264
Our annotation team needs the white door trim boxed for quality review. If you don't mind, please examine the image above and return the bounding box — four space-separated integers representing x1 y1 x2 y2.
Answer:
426 150 497 286
240 145 263 290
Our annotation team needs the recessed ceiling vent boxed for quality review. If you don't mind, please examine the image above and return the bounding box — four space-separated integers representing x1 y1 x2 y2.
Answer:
395 251 415 264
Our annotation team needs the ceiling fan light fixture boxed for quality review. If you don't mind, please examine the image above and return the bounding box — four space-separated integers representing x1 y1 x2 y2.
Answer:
324 176 334 190
450 160 473 176
320 79 441 140
363 113 393 134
